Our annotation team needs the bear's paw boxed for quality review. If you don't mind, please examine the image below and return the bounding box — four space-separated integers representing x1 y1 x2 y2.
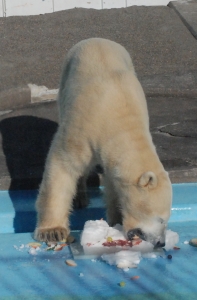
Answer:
34 226 69 243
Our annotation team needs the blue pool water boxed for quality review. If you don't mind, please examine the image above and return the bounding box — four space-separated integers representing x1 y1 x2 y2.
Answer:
0 183 197 300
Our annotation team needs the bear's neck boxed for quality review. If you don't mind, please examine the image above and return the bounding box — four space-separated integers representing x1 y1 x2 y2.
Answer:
101 131 164 184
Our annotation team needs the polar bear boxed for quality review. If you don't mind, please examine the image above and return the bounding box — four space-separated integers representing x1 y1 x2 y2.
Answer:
34 38 172 247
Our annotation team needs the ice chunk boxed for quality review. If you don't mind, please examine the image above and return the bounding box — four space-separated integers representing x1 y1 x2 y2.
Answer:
142 252 157 259
123 267 130 272
107 225 126 240
142 248 165 259
102 250 141 269
80 220 109 246
79 220 179 266
164 230 179 251
28 248 38 255
132 240 154 253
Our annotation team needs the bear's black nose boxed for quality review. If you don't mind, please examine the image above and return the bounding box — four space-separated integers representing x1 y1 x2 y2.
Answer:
155 241 165 248
127 228 145 241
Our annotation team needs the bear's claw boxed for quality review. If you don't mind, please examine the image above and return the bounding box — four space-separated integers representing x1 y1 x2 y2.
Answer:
34 227 69 243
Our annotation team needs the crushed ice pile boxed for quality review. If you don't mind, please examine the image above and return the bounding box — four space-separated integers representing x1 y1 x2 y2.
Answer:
80 220 179 269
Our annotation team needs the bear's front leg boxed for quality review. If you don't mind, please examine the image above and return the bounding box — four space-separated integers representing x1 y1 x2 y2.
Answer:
34 154 78 243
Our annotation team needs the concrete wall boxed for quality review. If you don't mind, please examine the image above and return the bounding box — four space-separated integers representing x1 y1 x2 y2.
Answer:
1 0 172 17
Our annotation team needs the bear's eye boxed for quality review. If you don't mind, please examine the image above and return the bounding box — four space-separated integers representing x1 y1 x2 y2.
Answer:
158 217 165 224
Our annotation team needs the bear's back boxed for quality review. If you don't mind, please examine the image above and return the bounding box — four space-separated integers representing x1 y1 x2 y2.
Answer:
58 39 136 121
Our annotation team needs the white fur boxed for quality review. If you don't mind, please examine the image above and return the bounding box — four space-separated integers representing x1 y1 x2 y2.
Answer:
34 38 172 245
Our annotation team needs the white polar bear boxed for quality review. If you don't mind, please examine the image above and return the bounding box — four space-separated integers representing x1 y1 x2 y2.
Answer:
34 38 172 247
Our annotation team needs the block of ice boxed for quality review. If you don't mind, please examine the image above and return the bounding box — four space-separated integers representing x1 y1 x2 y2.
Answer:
102 250 141 268
80 220 109 246
143 246 166 258
164 230 179 251
106 225 126 240
79 220 179 267
132 240 154 253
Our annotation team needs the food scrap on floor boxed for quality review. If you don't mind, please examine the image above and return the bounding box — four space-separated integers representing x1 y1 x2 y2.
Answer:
189 238 197 247
65 259 77 267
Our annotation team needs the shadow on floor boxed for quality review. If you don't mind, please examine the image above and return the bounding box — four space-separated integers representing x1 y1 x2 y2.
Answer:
0 115 102 233
0 115 58 232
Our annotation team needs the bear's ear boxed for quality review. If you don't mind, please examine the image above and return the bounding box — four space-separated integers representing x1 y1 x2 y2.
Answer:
138 171 157 189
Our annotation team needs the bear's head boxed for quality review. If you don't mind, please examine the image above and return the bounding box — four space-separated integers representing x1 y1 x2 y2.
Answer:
122 171 172 248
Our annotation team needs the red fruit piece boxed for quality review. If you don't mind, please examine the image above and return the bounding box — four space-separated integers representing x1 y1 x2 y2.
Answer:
173 246 180 250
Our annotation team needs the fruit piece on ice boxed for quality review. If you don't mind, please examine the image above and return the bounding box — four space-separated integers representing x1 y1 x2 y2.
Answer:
83 241 121 257
102 239 134 247
107 237 113 242
164 230 179 251
106 225 126 240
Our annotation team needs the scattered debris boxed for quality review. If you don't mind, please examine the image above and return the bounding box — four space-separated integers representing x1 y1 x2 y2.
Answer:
67 235 75 244
28 242 42 249
119 281 126 287
189 238 197 247
131 276 140 280
46 244 57 251
28 247 39 255
65 259 77 267
54 244 67 251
